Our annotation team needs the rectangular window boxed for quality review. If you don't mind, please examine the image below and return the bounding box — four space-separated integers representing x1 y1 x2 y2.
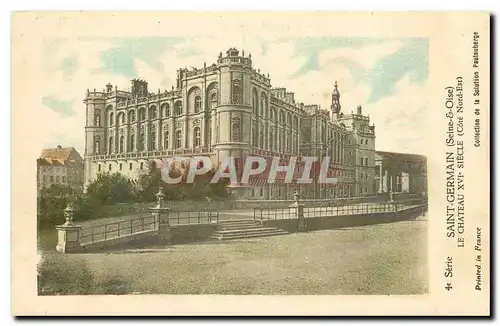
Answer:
50 176 54 182
119 163 122 171
43 176 47 183
140 162 144 170
62 176 66 182
129 163 133 170
109 164 112 171
98 164 101 172
56 176 60 182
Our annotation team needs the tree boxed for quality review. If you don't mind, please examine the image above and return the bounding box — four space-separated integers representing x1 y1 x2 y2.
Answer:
136 160 231 202
37 185 75 229
86 172 137 205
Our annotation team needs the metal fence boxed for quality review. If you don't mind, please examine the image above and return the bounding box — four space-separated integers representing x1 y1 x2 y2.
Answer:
304 203 396 218
79 214 157 245
168 210 220 225
253 207 297 221
79 210 220 245
252 201 427 221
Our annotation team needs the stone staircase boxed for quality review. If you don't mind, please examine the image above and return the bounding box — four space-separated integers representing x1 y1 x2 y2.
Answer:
210 219 288 241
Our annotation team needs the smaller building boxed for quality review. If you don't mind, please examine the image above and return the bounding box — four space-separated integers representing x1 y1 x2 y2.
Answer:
37 145 84 193
374 151 427 195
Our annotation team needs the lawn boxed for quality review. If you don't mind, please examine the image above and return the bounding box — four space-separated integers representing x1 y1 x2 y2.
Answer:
38 215 428 295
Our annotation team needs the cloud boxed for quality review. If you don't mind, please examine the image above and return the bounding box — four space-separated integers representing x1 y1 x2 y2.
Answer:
41 96 75 117
318 40 404 70
360 76 429 155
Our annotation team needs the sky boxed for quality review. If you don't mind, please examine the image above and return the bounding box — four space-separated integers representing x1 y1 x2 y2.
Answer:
40 36 429 156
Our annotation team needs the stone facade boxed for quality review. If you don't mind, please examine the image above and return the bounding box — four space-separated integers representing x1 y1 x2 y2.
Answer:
84 48 376 199
374 151 428 195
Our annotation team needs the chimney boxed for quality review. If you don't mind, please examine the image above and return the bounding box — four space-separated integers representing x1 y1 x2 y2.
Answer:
357 105 362 115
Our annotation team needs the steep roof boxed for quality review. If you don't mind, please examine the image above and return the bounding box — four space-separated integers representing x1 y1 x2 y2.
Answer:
39 146 82 165
376 151 426 163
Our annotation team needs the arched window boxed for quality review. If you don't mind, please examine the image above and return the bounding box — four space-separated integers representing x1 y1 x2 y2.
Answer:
232 79 242 104
94 109 101 126
252 89 258 114
175 130 182 149
129 110 136 123
193 127 201 147
194 96 202 113
139 108 146 121
287 113 292 126
164 131 169 149
108 137 113 154
175 101 183 115
130 134 135 152
139 133 145 151
269 131 274 151
94 136 100 154
121 114 125 125
232 118 241 142
162 103 170 117
293 116 298 128
260 94 267 117
115 113 123 125
109 113 114 126
252 124 258 146
150 131 156 150
210 92 218 109
259 131 264 148
149 106 157 119
279 110 285 124
119 136 124 153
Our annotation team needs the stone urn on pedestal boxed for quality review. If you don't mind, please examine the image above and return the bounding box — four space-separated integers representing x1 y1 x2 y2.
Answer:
55 203 83 253
290 191 306 232
148 187 172 245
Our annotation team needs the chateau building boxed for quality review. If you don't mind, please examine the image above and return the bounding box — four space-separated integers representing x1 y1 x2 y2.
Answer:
37 145 85 193
84 48 376 199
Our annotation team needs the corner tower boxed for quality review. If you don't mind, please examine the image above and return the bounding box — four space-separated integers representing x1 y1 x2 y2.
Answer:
213 48 253 182
83 88 106 190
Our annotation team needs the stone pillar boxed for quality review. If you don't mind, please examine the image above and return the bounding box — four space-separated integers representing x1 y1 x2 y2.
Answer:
55 203 82 253
149 187 172 245
135 123 140 152
290 191 306 232
378 165 383 193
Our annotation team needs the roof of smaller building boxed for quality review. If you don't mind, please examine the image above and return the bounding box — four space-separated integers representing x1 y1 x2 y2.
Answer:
376 151 427 163
38 145 82 166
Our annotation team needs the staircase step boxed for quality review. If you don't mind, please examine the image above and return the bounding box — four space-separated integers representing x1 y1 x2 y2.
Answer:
211 218 288 241
218 219 256 224
210 231 288 241
215 227 281 234
211 229 288 238
218 224 262 230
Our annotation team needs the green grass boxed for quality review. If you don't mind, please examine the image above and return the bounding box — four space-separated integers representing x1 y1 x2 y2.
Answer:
38 228 58 251
38 216 428 295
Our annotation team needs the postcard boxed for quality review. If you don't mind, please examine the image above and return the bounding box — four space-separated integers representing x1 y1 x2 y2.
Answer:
11 11 490 316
